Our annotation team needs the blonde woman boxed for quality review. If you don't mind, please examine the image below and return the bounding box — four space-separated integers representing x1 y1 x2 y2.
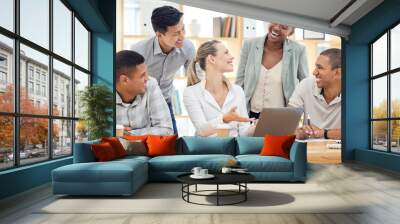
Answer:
183 40 255 137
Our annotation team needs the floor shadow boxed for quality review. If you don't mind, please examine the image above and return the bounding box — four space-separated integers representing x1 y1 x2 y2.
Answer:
202 190 295 207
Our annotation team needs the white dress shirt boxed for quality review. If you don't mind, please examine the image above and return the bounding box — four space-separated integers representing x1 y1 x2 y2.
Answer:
183 79 252 137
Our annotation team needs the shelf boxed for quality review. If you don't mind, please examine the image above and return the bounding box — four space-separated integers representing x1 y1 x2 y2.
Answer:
123 35 241 41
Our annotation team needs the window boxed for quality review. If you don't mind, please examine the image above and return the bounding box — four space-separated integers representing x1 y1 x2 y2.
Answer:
20 0 49 49
0 54 7 67
35 83 40 95
53 59 72 117
0 0 91 170
371 23 400 154
0 35 13 113
0 0 14 32
53 0 72 60
74 69 89 119
28 81 34 94
28 67 34 80
75 18 89 70
0 54 8 87
0 71 6 85
42 85 46 97
35 70 41 81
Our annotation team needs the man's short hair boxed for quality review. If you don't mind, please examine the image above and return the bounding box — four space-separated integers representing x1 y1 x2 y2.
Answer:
151 6 183 33
116 50 144 81
320 48 341 69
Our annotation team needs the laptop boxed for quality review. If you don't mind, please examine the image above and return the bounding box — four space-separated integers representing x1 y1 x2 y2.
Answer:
253 107 303 137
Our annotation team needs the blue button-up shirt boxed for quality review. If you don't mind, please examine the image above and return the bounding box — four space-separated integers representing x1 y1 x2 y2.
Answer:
131 36 195 103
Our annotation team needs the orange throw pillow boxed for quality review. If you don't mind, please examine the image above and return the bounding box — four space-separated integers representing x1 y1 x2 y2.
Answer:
260 135 296 159
146 135 178 157
91 142 117 161
101 137 126 158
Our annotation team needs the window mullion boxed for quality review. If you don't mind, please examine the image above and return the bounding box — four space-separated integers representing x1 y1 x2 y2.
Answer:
13 0 21 167
387 29 391 152
48 0 54 160
71 11 76 154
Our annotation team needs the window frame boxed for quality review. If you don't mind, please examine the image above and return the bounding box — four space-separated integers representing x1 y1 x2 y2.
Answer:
370 20 400 154
0 0 92 171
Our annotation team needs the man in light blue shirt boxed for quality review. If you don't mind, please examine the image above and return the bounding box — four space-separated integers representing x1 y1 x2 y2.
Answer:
131 6 196 134
116 50 173 136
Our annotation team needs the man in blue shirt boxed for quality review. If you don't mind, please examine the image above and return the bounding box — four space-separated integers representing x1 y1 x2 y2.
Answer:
132 6 196 134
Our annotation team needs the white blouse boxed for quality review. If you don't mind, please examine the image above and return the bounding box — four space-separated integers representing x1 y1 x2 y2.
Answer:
250 61 285 112
183 79 252 137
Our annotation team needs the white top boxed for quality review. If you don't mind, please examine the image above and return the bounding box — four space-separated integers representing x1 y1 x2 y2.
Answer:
183 79 252 137
288 76 341 129
250 61 285 112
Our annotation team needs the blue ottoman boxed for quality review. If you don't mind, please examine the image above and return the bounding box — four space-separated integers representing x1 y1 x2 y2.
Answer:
52 157 148 196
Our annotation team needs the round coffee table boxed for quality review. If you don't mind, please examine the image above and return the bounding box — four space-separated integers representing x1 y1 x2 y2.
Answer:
177 173 255 206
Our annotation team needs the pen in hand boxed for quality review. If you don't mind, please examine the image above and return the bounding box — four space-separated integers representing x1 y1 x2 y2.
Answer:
306 114 315 137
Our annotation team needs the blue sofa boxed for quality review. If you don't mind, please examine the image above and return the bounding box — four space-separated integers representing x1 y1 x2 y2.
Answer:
52 137 307 196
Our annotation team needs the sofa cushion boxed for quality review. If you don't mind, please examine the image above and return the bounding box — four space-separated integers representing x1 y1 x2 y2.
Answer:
236 155 293 172
178 137 236 155
52 159 147 183
101 137 127 158
260 135 296 159
91 142 118 161
148 154 235 172
119 138 147 156
235 137 264 155
74 140 100 163
147 135 178 157
115 155 150 164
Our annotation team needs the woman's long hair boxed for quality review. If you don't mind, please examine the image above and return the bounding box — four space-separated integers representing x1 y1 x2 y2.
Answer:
186 40 220 86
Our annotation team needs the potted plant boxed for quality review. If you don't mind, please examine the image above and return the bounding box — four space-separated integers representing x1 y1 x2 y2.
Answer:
79 84 113 140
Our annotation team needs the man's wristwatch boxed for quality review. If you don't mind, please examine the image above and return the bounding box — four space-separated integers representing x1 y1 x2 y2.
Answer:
324 129 329 139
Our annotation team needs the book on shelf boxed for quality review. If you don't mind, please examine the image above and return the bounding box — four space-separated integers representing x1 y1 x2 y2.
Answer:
230 16 236 38
213 16 237 38
213 17 222 37
223 16 232 37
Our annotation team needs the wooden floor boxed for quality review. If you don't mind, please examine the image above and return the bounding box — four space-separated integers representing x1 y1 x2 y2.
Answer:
1 162 400 223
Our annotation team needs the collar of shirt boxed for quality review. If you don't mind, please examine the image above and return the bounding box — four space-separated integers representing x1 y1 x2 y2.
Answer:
312 79 341 106
116 92 142 108
199 77 234 110
153 36 179 56
199 76 232 91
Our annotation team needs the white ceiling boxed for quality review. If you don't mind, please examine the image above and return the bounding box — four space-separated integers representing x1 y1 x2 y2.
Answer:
166 0 384 38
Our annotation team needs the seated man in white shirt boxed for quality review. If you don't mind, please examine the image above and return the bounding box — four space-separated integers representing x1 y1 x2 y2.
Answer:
288 48 341 140
116 50 173 135
183 40 255 137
